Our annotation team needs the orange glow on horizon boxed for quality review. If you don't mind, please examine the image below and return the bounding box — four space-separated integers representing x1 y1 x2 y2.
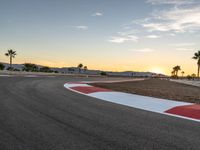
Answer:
0 56 197 76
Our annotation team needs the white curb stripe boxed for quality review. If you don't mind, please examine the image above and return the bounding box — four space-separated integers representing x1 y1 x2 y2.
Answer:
64 84 92 88
88 92 190 113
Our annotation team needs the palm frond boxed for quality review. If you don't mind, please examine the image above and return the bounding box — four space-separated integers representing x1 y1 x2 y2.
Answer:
193 56 197 59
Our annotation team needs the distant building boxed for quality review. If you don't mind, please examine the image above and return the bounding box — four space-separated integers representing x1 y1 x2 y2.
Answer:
52 67 102 75
51 68 157 77
106 71 155 77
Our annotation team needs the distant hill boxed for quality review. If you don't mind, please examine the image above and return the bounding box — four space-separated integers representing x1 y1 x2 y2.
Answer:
0 62 46 70
0 62 23 70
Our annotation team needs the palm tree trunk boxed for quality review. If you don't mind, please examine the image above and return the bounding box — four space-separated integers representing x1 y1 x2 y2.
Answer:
10 56 12 68
198 65 200 79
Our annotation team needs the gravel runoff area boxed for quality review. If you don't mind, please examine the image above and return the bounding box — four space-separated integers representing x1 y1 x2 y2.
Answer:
90 79 200 104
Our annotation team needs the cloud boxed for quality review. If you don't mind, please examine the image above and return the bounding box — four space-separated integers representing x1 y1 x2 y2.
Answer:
146 35 160 39
168 33 176 36
170 43 195 47
131 48 155 52
170 43 195 51
109 35 138 43
142 6 200 33
110 1 200 43
112 0 200 41
76 26 88 30
118 29 139 35
175 48 194 51
143 23 171 32
108 30 139 43
92 12 103 16
146 0 195 5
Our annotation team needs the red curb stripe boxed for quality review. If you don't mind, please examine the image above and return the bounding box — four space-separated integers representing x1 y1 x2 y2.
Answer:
70 86 112 94
165 104 200 120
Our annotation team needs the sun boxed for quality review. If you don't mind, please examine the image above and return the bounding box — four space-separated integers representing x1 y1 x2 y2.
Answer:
150 68 164 74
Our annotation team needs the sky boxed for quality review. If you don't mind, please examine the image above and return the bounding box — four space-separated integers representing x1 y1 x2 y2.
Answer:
0 0 200 75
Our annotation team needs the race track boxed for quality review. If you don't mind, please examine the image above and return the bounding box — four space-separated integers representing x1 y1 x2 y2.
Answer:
0 76 199 150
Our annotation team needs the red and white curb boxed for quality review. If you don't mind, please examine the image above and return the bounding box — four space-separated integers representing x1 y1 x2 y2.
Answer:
64 82 200 122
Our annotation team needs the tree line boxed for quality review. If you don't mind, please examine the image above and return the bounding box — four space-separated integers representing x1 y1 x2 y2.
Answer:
0 49 89 73
171 50 200 79
0 49 56 72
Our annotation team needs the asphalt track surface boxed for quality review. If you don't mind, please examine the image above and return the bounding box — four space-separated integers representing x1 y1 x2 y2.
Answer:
0 76 199 150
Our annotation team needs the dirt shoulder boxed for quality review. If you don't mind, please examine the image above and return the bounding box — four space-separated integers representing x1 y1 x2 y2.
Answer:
90 79 200 104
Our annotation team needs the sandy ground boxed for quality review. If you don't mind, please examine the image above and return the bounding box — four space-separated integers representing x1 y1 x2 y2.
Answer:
91 79 200 104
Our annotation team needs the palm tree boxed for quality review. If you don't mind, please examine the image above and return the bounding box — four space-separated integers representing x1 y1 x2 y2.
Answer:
171 70 175 76
5 49 17 69
172 67 176 75
191 73 196 77
77 63 83 73
191 73 196 80
181 71 185 77
23 63 38 72
173 65 181 77
192 50 200 78
83 66 87 73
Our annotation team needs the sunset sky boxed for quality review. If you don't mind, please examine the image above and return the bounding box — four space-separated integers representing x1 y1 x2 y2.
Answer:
0 0 200 75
